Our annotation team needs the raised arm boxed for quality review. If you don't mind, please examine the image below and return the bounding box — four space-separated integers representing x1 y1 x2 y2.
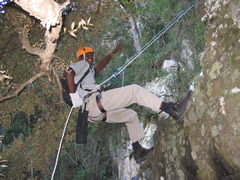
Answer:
95 43 123 74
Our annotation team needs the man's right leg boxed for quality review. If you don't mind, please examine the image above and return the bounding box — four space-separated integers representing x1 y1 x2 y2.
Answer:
101 84 162 112
101 84 191 122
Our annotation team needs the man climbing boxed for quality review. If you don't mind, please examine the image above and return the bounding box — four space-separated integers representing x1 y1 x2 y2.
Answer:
65 44 191 164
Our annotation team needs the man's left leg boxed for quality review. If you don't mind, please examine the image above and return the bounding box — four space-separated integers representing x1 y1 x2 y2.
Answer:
106 108 154 164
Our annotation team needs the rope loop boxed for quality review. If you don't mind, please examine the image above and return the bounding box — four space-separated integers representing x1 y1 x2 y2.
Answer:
109 67 121 83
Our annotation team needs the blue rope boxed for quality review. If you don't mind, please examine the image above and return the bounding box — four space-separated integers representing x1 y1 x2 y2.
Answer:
100 2 194 87
122 70 125 87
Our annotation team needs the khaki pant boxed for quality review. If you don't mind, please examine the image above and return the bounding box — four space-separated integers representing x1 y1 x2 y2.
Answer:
85 84 162 143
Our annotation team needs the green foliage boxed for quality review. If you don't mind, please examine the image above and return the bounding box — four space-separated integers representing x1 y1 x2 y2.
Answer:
4 112 36 144
51 123 122 180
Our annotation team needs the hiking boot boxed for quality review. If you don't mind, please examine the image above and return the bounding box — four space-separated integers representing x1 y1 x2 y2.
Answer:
168 103 184 122
133 146 154 164
169 90 192 122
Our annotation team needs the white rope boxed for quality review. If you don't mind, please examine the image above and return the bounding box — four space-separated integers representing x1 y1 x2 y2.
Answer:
51 106 74 180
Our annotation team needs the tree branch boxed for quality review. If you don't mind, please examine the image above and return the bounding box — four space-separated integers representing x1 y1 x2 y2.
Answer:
52 55 65 63
18 28 43 56
118 0 141 51
0 0 70 102
0 72 46 102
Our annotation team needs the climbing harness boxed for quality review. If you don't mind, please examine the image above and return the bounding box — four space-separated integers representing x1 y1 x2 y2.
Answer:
96 93 107 121
51 106 73 180
51 2 194 178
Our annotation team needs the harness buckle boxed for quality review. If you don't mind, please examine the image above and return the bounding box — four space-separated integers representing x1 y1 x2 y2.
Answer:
83 97 89 103
96 93 107 121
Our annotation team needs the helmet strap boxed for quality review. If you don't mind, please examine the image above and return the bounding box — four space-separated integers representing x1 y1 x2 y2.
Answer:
83 53 86 61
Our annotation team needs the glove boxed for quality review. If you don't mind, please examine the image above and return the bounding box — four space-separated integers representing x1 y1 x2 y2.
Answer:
69 92 82 108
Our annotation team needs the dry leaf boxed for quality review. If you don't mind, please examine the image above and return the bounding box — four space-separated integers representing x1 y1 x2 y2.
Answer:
81 19 86 25
69 31 77 37
73 29 78 32
0 74 12 82
87 17 91 24
0 160 7 163
71 21 75 30
82 26 89 30
78 21 83 28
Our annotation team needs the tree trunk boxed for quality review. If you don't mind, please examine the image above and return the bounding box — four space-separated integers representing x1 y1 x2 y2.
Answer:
128 16 141 52
119 3 141 51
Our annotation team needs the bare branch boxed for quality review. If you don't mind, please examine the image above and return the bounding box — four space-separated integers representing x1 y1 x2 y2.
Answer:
118 0 141 51
52 55 65 63
18 28 43 56
1 0 70 102
40 20 62 71
14 0 70 30
15 1 68 72
0 72 46 102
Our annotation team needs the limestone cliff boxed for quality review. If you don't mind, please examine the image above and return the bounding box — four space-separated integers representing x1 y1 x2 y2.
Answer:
142 0 240 179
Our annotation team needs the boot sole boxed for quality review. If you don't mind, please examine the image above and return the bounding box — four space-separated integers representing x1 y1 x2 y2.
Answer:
135 148 154 164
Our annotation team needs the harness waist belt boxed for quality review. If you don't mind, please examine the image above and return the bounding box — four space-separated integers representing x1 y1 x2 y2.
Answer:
96 94 107 121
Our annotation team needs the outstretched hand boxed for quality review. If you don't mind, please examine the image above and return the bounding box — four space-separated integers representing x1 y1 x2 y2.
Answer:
95 43 123 74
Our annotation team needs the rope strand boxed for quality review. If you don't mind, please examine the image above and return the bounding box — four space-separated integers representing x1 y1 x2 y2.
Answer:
51 107 74 180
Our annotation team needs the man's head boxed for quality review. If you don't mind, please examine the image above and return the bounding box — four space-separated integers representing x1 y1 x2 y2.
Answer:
77 47 94 65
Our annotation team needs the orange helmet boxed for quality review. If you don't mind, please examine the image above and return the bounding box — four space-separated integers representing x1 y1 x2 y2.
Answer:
77 47 94 61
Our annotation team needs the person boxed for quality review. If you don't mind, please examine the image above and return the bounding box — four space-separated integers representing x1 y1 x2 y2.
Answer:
65 44 191 164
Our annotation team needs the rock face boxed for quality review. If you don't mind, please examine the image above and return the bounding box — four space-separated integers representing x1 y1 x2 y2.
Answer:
144 0 240 179
185 0 240 179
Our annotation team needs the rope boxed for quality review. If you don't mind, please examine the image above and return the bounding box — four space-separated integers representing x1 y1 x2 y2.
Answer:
51 107 74 180
121 69 125 87
99 2 194 87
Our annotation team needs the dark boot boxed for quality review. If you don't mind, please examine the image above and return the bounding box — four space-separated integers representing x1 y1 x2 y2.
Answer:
161 90 192 122
133 145 154 164
172 90 192 113
168 103 184 122
171 90 192 122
